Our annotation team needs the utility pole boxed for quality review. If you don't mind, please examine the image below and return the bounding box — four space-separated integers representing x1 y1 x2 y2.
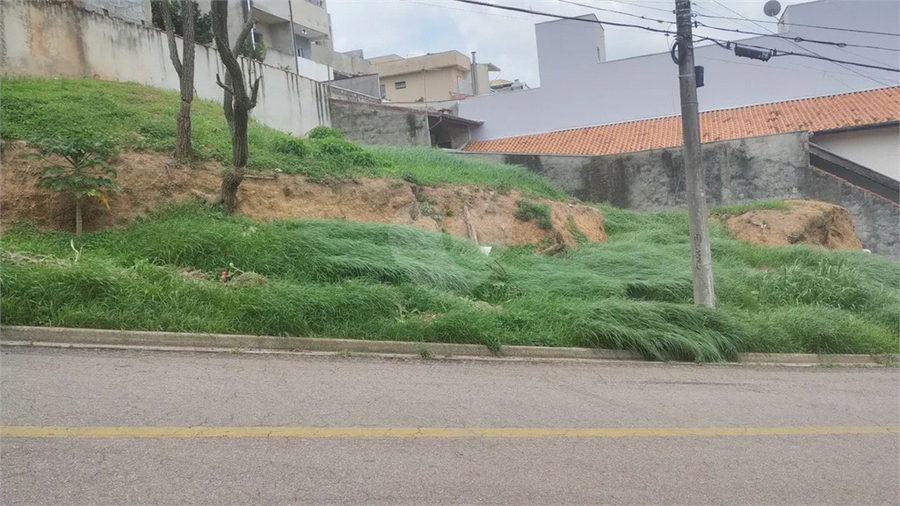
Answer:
675 0 715 307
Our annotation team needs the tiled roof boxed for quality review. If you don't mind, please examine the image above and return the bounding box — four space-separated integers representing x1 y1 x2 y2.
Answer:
463 87 900 156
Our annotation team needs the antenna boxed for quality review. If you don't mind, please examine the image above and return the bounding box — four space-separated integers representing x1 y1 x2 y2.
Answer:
763 0 782 18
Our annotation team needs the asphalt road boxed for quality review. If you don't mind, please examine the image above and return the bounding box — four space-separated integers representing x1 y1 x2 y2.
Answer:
1 347 898 505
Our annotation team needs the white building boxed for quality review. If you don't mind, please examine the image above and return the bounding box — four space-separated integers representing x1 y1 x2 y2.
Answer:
457 0 899 141
78 0 370 82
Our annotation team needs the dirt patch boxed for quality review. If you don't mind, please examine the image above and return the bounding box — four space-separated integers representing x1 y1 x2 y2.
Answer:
724 200 862 250
1 141 605 248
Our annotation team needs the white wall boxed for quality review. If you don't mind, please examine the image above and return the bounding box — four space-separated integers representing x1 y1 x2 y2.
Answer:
297 56 333 82
813 126 900 180
459 0 899 141
0 0 330 137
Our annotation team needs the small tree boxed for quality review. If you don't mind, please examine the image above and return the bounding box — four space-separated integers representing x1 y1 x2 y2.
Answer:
160 0 197 161
34 136 119 236
210 1 260 213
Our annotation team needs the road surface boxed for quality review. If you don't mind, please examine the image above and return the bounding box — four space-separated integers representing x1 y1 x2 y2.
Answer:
1 347 898 505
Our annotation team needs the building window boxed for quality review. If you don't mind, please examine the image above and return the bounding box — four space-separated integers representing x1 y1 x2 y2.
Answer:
395 81 406 90
297 47 304 58
380 84 386 98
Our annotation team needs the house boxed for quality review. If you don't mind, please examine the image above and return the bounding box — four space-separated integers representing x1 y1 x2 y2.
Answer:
456 0 899 141
368 51 499 103
460 87 900 257
463 87 900 182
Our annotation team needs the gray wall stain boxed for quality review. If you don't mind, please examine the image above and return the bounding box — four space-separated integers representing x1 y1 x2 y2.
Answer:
330 100 429 147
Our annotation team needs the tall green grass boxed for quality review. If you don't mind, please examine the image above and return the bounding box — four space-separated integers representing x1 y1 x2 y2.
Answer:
0 77 564 197
2 77 897 361
2 203 897 361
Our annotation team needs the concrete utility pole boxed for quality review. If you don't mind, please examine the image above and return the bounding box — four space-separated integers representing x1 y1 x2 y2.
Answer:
675 0 715 307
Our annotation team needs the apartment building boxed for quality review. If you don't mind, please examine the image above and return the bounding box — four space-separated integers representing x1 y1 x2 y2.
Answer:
80 0 369 82
368 51 499 103
196 0 370 81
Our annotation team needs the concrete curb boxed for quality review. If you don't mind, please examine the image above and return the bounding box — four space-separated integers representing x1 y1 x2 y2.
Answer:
1 326 896 366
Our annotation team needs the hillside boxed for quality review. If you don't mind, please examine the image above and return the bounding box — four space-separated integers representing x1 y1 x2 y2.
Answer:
1 77 897 361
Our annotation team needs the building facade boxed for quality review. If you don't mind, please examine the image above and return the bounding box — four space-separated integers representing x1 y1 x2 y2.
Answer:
457 0 900 141
368 51 499 103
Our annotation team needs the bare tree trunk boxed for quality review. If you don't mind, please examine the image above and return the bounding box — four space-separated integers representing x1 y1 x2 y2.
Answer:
161 0 197 161
75 198 83 237
176 1 196 160
211 1 260 214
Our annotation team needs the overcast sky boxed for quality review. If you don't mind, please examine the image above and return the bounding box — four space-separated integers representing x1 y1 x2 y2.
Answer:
327 0 816 87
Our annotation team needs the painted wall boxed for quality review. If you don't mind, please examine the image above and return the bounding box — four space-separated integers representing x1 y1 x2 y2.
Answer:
310 45 370 77
456 132 899 258
330 100 429 147
458 0 899 140
327 74 381 99
0 0 330 136
382 69 460 103
535 14 605 90
813 126 900 181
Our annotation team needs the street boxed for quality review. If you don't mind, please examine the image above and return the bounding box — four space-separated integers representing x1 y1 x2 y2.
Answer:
1 347 898 505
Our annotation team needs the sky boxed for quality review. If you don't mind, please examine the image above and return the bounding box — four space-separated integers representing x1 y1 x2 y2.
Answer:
326 0 817 87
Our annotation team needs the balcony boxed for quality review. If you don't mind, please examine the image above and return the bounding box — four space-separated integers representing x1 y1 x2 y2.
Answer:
251 0 330 39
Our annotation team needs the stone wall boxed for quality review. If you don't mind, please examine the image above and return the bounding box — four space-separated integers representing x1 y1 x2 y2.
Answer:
457 132 899 258
330 100 429 147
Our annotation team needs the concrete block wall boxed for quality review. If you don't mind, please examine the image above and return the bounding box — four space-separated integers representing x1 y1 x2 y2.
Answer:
78 0 150 24
457 132 899 258
0 0 330 136
330 100 429 147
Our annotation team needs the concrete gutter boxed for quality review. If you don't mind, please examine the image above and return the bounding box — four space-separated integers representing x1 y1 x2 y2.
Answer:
1 326 896 366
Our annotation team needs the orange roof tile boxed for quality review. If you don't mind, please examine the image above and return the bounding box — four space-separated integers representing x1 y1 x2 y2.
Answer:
463 87 900 156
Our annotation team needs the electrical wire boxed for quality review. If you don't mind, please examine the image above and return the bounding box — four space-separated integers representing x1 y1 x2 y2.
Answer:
452 0 677 35
400 0 535 21
694 20 900 52
692 10 900 38
557 0 672 25
696 36 900 73
452 0 899 76
705 0 894 85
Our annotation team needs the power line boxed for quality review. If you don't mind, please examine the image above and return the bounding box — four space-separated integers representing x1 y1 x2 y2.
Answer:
705 0 893 86
692 10 900 38
452 0 676 35
400 0 534 21
584 0 676 15
697 36 900 73
693 20 900 52
558 0 672 25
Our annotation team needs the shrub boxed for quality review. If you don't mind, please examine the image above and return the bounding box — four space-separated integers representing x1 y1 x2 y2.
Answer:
313 138 379 167
273 136 310 157
307 126 344 141
514 200 553 230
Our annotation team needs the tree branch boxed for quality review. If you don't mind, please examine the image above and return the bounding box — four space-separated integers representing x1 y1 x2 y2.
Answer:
232 19 256 56
215 73 235 95
160 0 183 79
248 77 261 109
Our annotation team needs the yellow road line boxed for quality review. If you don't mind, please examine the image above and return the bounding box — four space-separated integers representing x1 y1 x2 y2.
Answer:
1 425 897 438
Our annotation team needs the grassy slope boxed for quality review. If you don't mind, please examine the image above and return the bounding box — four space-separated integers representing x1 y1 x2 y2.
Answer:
2 78 898 361
0 77 566 198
